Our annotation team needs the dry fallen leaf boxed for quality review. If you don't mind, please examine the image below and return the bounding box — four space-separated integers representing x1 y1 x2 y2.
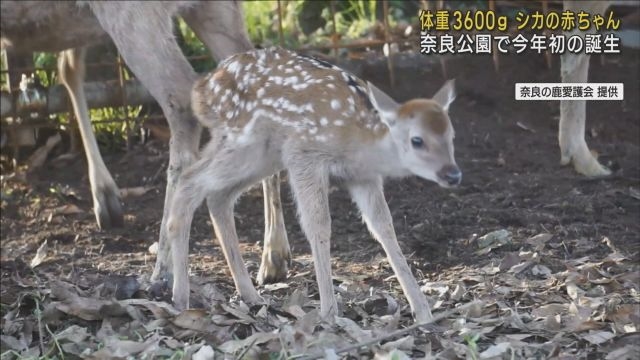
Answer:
90 333 162 358
119 186 152 199
54 324 90 344
380 335 414 352
52 204 84 216
479 342 511 359
171 309 218 333
526 233 553 250
30 240 49 268
477 229 512 254
582 331 615 345
218 332 278 355
374 348 411 360
192 344 215 360
0 334 28 352
50 282 130 321
26 133 61 170
499 252 521 272
605 344 640 360
516 121 535 133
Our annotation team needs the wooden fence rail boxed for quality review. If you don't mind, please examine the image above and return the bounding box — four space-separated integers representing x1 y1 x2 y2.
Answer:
0 80 153 118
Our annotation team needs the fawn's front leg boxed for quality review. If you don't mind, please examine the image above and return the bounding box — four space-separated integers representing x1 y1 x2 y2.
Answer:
348 179 433 322
288 165 338 321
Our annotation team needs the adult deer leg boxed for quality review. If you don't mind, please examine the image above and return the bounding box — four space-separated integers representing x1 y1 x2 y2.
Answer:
88 3 201 283
182 1 291 283
58 47 124 229
559 0 611 177
348 179 432 322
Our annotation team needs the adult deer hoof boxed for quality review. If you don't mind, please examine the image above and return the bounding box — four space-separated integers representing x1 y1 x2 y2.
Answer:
257 246 291 285
561 150 612 177
573 157 612 177
93 185 124 229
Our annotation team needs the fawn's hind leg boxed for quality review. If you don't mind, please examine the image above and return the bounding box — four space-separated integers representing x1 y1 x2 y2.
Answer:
168 142 279 310
257 174 292 284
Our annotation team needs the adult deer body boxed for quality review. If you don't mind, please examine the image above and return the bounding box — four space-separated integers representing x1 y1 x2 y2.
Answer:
0 1 291 285
168 47 460 322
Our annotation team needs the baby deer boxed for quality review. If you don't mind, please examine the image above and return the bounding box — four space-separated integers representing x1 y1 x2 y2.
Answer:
167 47 460 322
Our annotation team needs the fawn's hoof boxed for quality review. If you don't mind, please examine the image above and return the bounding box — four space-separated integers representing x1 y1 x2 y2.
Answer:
257 245 291 285
241 290 266 305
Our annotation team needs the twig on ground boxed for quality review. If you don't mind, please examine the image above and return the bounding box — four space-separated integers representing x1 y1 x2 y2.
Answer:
302 301 483 360
236 337 259 359
34 295 46 356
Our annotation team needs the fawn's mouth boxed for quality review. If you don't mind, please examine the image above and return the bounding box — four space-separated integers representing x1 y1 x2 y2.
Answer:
436 164 462 187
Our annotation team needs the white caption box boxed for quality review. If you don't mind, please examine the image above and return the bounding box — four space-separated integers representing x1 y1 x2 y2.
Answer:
515 83 624 101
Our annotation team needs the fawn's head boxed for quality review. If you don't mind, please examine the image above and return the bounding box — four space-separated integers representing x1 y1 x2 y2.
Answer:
367 80 461 188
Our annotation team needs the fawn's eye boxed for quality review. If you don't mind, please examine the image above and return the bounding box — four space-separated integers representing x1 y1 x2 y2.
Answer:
411 136 424 149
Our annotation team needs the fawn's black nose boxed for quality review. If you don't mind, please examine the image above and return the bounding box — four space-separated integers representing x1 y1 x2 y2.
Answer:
437 164 462 186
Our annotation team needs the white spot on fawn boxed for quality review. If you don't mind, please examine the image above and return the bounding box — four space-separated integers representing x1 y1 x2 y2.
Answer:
227 61 241 75
331 99 341 110
283 76 299 86
334 119 344 126
320 117 329 126
257 88 265 98
262 98 274 106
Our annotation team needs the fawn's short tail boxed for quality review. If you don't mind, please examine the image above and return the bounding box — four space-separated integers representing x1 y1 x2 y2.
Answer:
191 74 218 128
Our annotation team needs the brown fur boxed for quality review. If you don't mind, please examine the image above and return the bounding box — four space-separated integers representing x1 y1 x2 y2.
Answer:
398 100 449 135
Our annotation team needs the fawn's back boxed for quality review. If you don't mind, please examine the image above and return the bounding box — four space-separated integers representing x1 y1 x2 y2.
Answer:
192 47 389 145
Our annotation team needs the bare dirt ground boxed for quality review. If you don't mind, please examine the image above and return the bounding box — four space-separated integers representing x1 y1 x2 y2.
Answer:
1 48 639 358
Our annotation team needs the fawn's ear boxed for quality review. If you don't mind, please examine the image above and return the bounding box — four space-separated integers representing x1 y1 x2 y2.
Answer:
367 81 399 127
432 79 456 112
